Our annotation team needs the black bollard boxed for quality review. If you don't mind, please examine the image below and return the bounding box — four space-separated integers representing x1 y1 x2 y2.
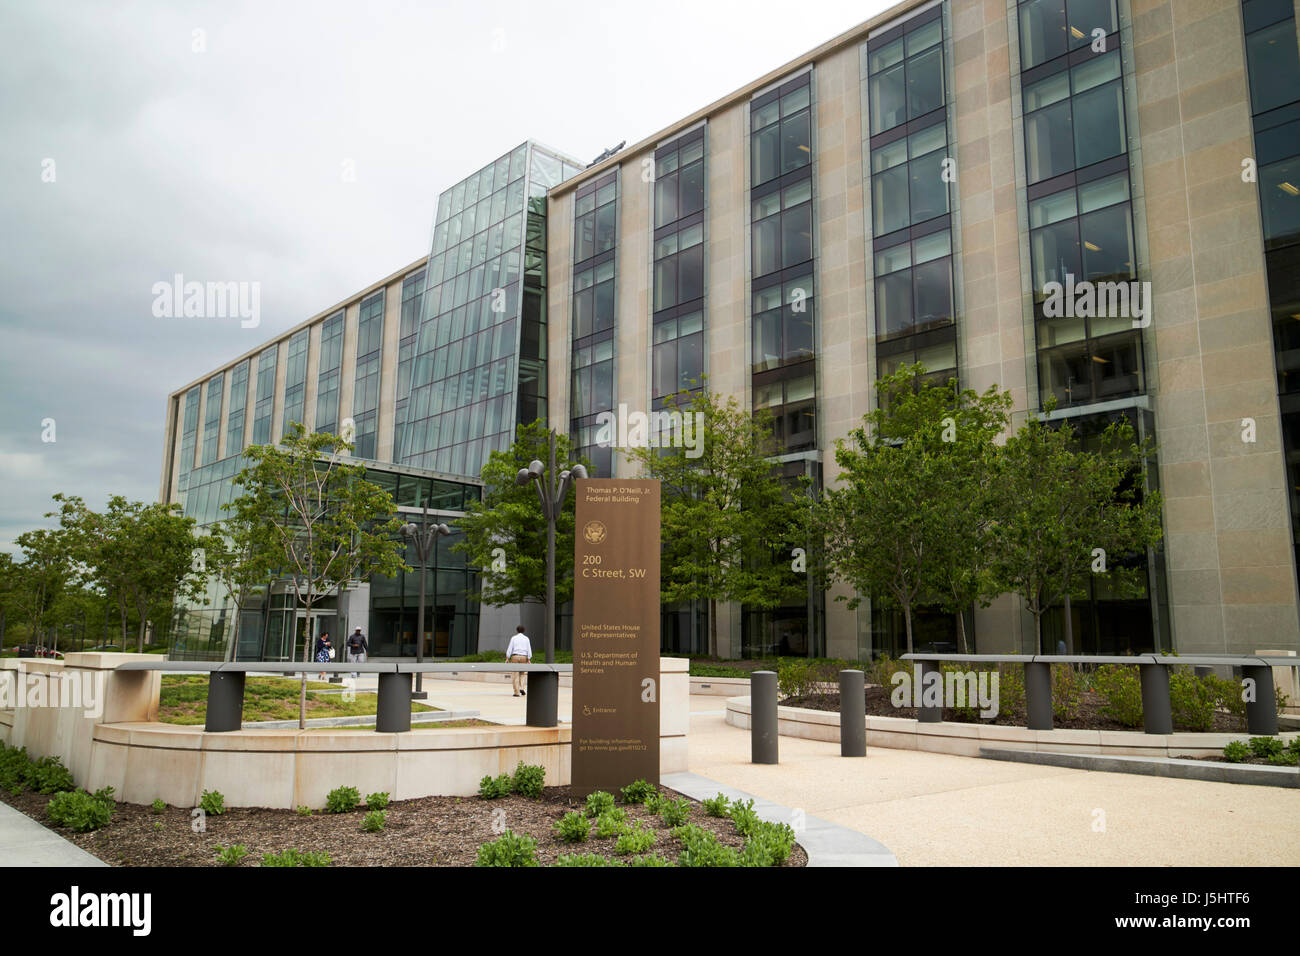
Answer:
205 671 246 733
918 660 942 723
376 672 412 733
525 671 559 728
751 670 778 764
1242 664 1279 736
840 670 866 757
1139 663 1173 735
1024 662 1053 731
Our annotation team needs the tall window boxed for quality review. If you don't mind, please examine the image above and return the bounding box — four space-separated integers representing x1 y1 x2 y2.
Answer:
225 360 248 454
394 270 424 458
315 311 343 435
1023 49 1126 185
868 15 944 136
281 328 308 438
353 291 384 459
201 373 223 465
179 386 200 475
1018 0 1117 71
251 344 277 446
653 127 706 406
571 170 618 476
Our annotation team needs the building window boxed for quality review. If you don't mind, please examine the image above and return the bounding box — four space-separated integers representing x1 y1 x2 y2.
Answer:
225 360 248 453
352 291 384 459
571 170 618 476
868 15 944 136
753 369 816 452
870 119 949 237
752 179 813 278
315 311 344 435
179 386 200 475
751 76 812 188
874 231 953 342
1023 49 1125 185
251 344 277 446
281 328 309 438
201 373 223 465
1018 0 1117 71
654 133 705 227
394 270 425 459
752 276 814 373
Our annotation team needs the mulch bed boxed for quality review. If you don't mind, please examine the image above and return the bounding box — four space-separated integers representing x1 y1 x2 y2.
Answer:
0 786 807 867
780 685 1248 733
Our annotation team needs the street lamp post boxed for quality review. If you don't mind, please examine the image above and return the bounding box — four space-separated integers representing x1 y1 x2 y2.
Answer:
515 430 587 664
401 504 451 700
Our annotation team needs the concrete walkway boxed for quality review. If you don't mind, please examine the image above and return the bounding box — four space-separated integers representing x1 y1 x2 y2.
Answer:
685 706 1300 866
0 801 106 866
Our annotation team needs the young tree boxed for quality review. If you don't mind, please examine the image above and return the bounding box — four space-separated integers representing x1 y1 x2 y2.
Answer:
11 528 72 650
991 408 1164 653
203 513 276 661
454 420 586 612
817 365 1011 654
227 424 408 728
626 387 811 658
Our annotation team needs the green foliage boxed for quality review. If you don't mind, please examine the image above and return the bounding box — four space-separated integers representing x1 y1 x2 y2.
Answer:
296 805 312 816
478 774 513 799
555 853 622 867
620 779 656 805
0 745 30 794
1051 664 1084 722
553 810 591 843
1267 749 1298 766
615 821 656 855
47 787 115 832
362 810 386 832
511 762 546 799
674 824 741 868
593 809 629 839
643 790 666 814
325 786 361 813
728 798 760 837
627 385 813 655
1249 736 1283 758
453 421 587 606
1092 665 1143 728
199 789 226 816
1221 741 1250 763
260 848 331 867
658 797 692 828
701 793 731 818
151 798 167 814
1169 670 1219 733
475 830 539 867
25 755 74 794
365 791 390 811
584 790 615 817
214 844 248 866
741 820 797 867
628 853 674 867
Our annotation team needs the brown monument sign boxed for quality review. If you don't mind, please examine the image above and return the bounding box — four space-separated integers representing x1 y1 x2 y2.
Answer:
571 478 660 797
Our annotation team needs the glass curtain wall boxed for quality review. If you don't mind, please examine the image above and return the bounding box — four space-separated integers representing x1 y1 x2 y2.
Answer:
352 291 384 459
653 126 707 410
225 360 249 454
251 344 277 445
201 373 223 465
281 328 309 437
393 270 425 458
314 311 344 435
570 169 619 477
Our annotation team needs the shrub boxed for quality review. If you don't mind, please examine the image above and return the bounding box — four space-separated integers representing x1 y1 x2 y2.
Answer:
47 788 115 833
620 779 656 805
643 790 665 814
593 809 629 839
0 745 30 793
199 789 226 816
475 830 538 867
674 824 741 867
25 755 74 794
325 786 361 813
1092 665 1143 728
1051 664 1084 722
997 663 1027 719
1169 670 1218 732
554 810 591 843
1249 736 1284 758
1289 737 1300 756
1267 749 1298 767
702 793 730 817
511 762 546 799
615 821 656 855
362 810 386 832
1222 741 1250 763
777 660 814 700
870 656 912 698
658 797 691 828
741 820 796 867
261 849 331 867
728 798 760 837
941 663 989 722
629 853 674 867
556 852 622 867
478 774 512 799
214 844 248 866
584 790 615 817
365 791 390 811
151 798 167 815
1208 675 1247 726
296 805 312 816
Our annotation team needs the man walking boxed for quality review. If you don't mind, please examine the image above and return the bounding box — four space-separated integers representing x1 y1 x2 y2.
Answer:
505 625 532 697
346 626 368 678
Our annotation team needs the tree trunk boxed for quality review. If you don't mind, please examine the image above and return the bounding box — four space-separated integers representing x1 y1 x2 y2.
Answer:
299 586 313 731
225 608 241 663
956 606 968 655
709 598 717 659
1034 611 1043 655
1063 593 1074 655
136 611 146 653
904 605 914 656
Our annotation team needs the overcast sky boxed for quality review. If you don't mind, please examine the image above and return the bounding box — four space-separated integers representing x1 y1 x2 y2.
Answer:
0 0 891 554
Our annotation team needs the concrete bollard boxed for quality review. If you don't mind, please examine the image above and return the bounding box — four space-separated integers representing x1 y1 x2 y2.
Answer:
525 671 559 728
751 670 778 764
1139 663 1173 735
1241 664 1279 736
839 670 866 757
918 660 942 723
1024 661 1053 731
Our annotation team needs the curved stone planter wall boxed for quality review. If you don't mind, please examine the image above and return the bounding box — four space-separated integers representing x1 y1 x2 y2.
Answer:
723 696 1299 759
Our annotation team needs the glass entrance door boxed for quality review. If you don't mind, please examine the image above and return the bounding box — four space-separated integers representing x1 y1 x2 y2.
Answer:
295 611 338 662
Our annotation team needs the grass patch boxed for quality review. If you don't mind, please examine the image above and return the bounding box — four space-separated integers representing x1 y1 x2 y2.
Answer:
158 675 438 725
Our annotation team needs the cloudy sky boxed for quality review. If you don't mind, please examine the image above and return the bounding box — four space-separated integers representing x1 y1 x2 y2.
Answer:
0 0 889 554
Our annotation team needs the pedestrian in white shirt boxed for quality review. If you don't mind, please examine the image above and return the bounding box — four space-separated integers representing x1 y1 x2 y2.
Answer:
505 625 532 697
